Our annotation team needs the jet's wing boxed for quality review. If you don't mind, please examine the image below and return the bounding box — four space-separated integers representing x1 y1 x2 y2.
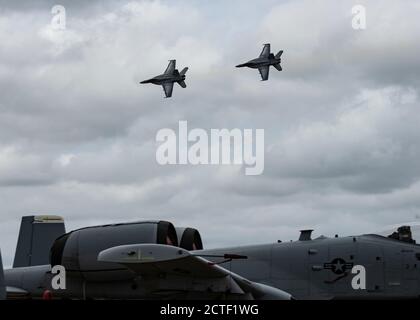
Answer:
98 244 292 300
259 44 270 58
258 66 270 81
164 60 176 74
162 82 174 98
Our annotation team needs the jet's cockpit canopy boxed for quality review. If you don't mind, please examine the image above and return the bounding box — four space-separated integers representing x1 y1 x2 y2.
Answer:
387 226 416 244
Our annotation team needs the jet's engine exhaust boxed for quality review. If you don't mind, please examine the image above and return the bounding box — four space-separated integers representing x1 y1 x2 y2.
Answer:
175 227 203 251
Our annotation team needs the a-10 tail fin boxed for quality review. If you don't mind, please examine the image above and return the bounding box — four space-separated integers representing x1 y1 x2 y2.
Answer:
0 250 6 300
13 215 65 268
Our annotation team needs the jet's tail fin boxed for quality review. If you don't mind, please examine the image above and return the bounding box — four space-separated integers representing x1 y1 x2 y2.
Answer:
178 68 188 88
179 67 188 76
0 250 5 300
275 50 283 59
273 63 282 71
177 80 187 88
13 215 65 268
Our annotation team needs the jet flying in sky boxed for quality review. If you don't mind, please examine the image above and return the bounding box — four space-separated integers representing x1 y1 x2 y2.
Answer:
140 60 188 98
236 44 283 81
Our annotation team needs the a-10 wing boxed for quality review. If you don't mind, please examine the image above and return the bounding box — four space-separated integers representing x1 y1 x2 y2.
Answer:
98 244 292 300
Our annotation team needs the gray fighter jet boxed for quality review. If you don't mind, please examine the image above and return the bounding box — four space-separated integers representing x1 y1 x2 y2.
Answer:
140 60 188 98
2 215 420 300
236 44 283 81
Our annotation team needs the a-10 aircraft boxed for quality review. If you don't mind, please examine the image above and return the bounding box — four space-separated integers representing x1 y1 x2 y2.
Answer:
1 215 420 300
140 60 188 98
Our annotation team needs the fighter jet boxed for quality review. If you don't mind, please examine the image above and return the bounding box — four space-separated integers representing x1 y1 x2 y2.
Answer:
236 44 283 81
140 60 188 98
3 215 420 300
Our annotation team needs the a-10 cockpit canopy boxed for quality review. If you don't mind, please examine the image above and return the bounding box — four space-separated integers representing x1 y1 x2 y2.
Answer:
387 225 416 244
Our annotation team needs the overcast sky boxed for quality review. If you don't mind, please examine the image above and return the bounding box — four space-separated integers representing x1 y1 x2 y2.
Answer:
1 0 420 267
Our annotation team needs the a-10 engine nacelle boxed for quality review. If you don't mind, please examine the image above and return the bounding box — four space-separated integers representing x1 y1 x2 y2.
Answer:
50 220 203 281
175 227 203 251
